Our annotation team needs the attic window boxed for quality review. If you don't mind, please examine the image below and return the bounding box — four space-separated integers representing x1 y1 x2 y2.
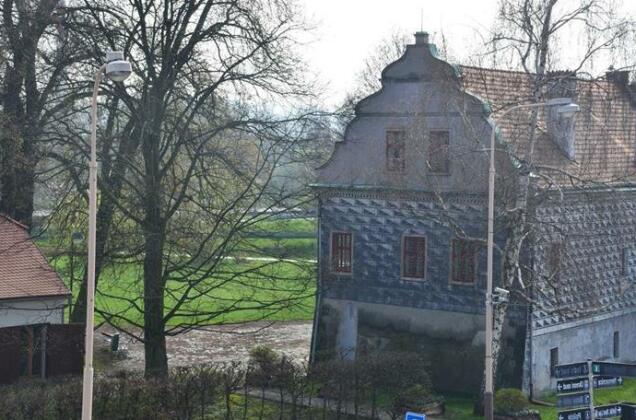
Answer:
386 130 405 172
428 130 450 174
331 232 352 274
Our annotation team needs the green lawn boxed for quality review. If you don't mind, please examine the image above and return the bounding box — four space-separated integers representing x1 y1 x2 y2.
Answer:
51 257 316 326
238 217 316 260
47 217 318 327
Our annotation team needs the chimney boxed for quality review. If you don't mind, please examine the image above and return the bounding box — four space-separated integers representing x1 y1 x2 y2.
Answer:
606 67 630 86
546 71 577 98
545 72 578 160
414 31 429 45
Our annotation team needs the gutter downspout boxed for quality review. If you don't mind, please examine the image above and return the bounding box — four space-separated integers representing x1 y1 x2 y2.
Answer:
309 197 322 364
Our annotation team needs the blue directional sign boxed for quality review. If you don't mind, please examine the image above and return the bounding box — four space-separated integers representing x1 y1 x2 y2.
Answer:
592 362 636 377
594 404 622 419
554 362 589 378
557 392 591 409
557 376 624 394
594 376 624 389
621 404 636 420
405 412 426 420
558 405 623 420
558 407 591 420
557 377 589 393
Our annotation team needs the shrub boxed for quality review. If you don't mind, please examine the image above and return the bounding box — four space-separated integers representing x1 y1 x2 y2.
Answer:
247 345 280 387
249 345 280 368
311 351 436 416
0 351 438 420
495 388 528 414
0 367 225 420
391 383 440 413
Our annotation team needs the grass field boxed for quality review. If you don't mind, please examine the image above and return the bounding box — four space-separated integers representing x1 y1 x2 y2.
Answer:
47 217 318 326
238 218 317 260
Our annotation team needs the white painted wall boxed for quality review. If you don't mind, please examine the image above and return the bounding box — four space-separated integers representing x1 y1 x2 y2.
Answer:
0 297 67 328
531 309 636 396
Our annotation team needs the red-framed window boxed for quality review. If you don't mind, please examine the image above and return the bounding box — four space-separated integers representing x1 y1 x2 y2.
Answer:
386 130 405 172
428 130 450 174
331 232 352 273
402 236 426 279
451 239 478 284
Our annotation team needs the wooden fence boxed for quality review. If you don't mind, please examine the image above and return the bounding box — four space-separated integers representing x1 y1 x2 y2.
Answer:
0 323 83 384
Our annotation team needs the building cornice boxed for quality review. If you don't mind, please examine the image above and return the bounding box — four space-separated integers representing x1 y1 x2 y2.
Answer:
533 305 636 336
311 183 488 205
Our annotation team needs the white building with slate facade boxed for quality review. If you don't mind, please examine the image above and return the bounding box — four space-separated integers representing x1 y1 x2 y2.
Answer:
309 32 636 396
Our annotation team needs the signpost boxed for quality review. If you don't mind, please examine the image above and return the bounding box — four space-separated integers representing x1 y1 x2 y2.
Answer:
556 377 623 393
557 392 591 409
557 377 590 394
594 376 623 389
553 360 632 420
405 412 426 420
592 362 636 377
558 407 591 420
554 362 589 379
557 405 624 420
594 405 622 419
621 404 636 420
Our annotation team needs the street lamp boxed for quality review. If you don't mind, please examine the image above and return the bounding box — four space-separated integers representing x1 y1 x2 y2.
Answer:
484 97 579 420
81 51 131 420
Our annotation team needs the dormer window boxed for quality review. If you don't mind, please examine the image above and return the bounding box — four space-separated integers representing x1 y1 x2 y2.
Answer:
428 130 450 174
386 130 405 172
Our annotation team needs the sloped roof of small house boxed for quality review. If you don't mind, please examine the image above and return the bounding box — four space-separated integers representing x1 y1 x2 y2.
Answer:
460 66 636 186
0 214 69 300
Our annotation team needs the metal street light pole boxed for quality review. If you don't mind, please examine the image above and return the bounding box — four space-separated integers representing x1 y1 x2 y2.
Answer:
484 98 579 420
81 52 131 420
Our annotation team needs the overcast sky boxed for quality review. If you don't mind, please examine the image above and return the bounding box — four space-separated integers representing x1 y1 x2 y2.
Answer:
298 0 636 105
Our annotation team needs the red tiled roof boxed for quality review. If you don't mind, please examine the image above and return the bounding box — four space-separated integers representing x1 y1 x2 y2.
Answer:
0 214 69 300
460 66 636 185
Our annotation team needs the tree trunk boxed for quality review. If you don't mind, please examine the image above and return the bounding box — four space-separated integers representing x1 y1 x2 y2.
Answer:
0 61 36 227
143 220 168 376
142 114 168 376
0 139 36 227
474 301 509 415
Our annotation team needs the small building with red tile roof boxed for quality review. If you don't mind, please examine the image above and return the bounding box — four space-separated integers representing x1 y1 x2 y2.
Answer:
0 214 70 328
311 31 636 396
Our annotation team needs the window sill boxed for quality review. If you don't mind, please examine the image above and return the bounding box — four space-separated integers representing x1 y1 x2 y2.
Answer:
330 271 353 276
449 281 476 287
401 276 427 282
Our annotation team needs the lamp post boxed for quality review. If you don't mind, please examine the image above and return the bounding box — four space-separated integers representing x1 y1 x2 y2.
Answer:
81 51 132 420
484 97 579 420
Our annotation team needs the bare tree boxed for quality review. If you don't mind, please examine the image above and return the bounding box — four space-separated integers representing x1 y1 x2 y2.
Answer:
469 0 636 411
0 0 90 226
47 0 325 376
